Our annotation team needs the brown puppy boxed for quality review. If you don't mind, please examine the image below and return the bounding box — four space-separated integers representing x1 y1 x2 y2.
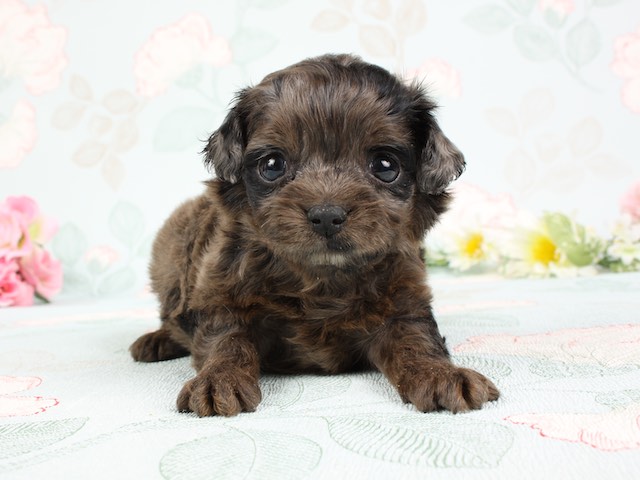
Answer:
130 54 499 416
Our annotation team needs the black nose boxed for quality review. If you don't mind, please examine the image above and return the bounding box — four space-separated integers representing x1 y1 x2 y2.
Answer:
307 205 347 238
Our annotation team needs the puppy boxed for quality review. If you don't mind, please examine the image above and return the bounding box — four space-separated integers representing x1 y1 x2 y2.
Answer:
130 54 499 416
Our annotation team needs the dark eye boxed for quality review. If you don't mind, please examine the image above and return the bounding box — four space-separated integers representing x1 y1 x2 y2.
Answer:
370 155 400 183
259 155 287 181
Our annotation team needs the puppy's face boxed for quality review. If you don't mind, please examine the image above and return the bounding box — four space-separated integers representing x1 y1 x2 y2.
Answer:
204 55 465 269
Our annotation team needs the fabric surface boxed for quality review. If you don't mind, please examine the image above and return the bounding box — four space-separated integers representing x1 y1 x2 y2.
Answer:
1 272 639 479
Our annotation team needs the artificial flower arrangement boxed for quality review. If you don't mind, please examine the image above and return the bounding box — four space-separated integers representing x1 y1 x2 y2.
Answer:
0 196 63 307
427 181 640 277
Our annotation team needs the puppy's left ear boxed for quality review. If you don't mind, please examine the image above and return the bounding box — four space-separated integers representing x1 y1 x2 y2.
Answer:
417 122 466 195
202 92 247 183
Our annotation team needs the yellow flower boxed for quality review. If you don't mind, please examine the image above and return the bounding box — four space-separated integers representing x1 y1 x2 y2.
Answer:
458 232 486 260
526 232 560 266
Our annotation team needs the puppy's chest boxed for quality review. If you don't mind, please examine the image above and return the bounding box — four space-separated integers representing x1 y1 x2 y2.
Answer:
255 298 382 373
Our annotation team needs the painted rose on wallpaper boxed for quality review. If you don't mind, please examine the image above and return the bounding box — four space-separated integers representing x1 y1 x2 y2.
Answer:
405 58 462 98
0 100 37 169
612 25 640 113
0 0 67 95
134 13 232 97
620 180 640 222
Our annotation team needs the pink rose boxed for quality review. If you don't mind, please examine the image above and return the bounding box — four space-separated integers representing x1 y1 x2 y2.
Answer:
620 180 640 222
620 76 640 113
406 58 462 98
611 26 640 79
19 246 62 300
0 0 68 95
0 202 30 258
84 245 119 274
134 14 232 97
0 100 37 169
6 195 57 244
6 195 39 226
0 257 34 307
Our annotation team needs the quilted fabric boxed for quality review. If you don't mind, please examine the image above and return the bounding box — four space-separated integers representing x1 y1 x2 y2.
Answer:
1 272 639 479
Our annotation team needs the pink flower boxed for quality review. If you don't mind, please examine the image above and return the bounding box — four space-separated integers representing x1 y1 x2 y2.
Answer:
0 201 30 258
19 246 62 300
405 58 462 98
0 376 58 417
0 0 68 95
612 26 640 113
6 195 58 244
0 100 37 169
6 195 39 225
612 26 640 79
134 14 232 97
620 180 640 222
0 257 34 306
538 0 575 17
84 245 120 274
620 77 640 113
455 324 640 368
507 404 640 451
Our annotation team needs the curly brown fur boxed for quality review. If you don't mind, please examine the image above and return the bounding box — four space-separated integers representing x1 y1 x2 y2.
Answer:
130 54 499 416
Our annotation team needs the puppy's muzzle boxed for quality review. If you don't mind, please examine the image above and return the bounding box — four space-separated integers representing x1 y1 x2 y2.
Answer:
307 204 347 238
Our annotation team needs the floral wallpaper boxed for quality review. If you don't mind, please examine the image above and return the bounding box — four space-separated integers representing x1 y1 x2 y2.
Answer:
0 0 638 298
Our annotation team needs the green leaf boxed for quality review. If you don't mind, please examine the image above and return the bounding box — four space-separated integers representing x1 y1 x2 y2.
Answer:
108 201 145 248
62 270 93 295
544 212 574 247
260 376 304 409
52 223 88 267
564 242 597 266
325 414 513 467
231 28 278 64
454 356 513 379
506 0 535 16
153 106 215 153
359 25 397 57
0 418 87 461
175 65 203 89
566 19 600 68
543 212 601 267
160 428 321 480
513 24 556 61
51 102 86 130
97 267 136 295
463 5 515 34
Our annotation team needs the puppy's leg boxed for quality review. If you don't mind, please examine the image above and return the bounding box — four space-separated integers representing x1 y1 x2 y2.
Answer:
368 316 499 413
130 328 189 362
176 323 261 417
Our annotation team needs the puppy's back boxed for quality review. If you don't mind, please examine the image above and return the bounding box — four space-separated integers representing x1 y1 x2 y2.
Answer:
149 195 215 319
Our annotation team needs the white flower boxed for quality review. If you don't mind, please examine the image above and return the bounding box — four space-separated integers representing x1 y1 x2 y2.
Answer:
427 183 517 271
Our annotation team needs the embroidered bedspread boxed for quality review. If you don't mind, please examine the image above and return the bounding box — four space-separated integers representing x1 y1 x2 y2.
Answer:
1 272 639 479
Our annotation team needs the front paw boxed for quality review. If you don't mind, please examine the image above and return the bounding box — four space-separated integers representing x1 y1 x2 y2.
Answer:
176 369 262 417
399 364 500 413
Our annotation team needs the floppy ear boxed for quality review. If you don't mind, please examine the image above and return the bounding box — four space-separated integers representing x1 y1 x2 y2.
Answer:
202 93 247 184
417 123 466 195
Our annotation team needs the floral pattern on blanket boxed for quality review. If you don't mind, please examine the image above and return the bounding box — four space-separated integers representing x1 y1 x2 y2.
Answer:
507 404 640 452
1 273 640 478
0 376 58 418
456 325 640 451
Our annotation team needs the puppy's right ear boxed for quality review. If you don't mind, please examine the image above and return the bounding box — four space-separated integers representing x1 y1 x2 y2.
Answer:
202 92 247 184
